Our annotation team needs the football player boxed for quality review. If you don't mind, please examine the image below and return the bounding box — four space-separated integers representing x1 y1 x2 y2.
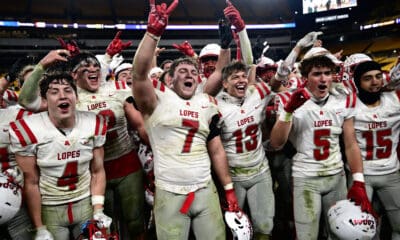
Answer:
131 0 240 239
17 49 149 239
351 60 400 239
211 61 275 239
0 102 33 239
270 54 374 240
10 69 109 240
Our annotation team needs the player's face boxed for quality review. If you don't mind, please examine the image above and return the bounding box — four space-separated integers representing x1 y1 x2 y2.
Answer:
162 62 172 71
45 79 77 127
73 62 101 92
306 66 333 99
117 69 132 87
223 70 248 98
201 56 218 78
150 71 162 81
171 63 199 99
359 70 383 93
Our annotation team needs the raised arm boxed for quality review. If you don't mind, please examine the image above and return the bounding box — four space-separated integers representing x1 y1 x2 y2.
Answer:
203 18 232 96
224 0 253 65
18 49 70 112
132 0 178 116
270 88 310 150
270 31 322 89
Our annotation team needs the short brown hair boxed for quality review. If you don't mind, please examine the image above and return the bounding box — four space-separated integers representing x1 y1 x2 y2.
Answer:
40 62 77 98
299 55 336 77
168 58 198 78
222 61 249 81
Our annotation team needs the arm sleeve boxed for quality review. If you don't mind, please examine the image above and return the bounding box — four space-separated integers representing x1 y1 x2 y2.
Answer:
237 29 253 65
207 114 221 141
96 54 112 85
125 96 140 110
18 64 44 111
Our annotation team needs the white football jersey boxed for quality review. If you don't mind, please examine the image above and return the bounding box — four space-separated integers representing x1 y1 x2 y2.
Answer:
195 75 207 94
354 91 400 175
76 80 133 161
277 91 357 177
2 89 18 108
146 80 219 194
0 106 32 172
218 82 274 181
9 111 106 205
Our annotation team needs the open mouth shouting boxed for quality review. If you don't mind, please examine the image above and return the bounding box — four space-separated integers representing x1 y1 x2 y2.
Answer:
184 80 194 88
87 72 99 83
58 102 70 114
236 83 247 95
318 84 328 92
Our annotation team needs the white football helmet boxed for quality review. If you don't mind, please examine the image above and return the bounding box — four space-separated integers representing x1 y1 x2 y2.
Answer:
224 211 253 240
114 62 132 78
0 172 22 224
328 199 376 240
344 53 372 74
303 47 342 65
199 43 221 59
79 220 118 240
256 56 277 69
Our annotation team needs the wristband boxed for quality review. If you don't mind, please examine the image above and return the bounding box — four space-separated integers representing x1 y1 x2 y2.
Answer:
275 72 287 82
278 110 293 122
146 32 161 42
91 195 105 206
352 172 365 182
36 225 47 231
223 183 234 190
93 208 104 215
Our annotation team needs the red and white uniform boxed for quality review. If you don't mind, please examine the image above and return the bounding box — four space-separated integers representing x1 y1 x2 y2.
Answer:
277 92 357 177
218 82 274 181
76 81 139 180
0 106 32 173
2 89 18 108
9 111 106 205
354 91 400 175
76 81 132 161
147 81 219 194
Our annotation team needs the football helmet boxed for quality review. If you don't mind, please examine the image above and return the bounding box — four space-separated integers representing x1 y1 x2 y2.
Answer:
328 199 376 240
199 43 221 59
224 210 253 240
114 63 132 79
344 53 372 74
256 56 276 69
0 172 22 224
303 47 342 65
79 220 118 240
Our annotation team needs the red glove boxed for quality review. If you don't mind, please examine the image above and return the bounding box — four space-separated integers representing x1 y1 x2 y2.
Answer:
172 41 195 57
106 31 132 57
147 0 179 37
284 88 310 113
347 181 378 218
57 37 80 56
223 1 245 32
225 189 240 212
